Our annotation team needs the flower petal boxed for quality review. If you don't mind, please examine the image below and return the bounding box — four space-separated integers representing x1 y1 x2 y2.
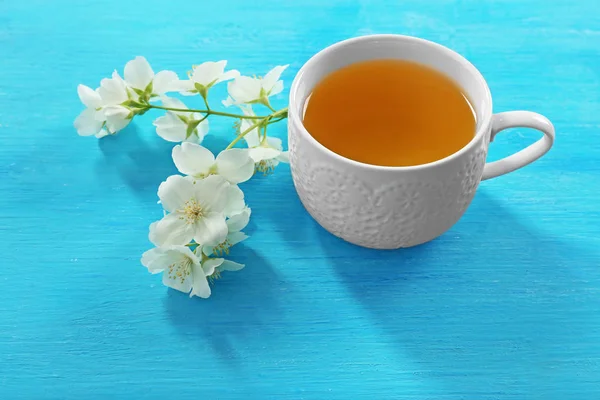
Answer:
267 136 283 151
188 118 209 144
218 69 240 83
248 147 280 162
103 105 130 117
227 76 261 104
157 174 195 212
190 263 212 298
77 84 103 108
162 259 193 294
124 56 154 90
222 96 235 107
160 96 188 111
141 245 197 273
215 148 255 184
153 70 179 94
238 104 255 117
277 151 289 163
194 212 228 246
176 80 196 95
223 184 245 217
74 108 104 136
219 260 245 272
172 142 215 177
201 258 224 277
149 212 195 246
238 106 260 146
262 65 288 93
193 175 229 213
98 71 128 105
241 121 261 148
141 247 166 273
192 61 226 86
226 207 251 232
103 105 131 133
268 80 284 97
153 113 186 142
95 129 110 139
227 231 248 247
147 221 161 246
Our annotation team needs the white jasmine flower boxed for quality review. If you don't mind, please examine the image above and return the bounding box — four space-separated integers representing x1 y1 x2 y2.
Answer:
237 103 261 137
178 60 239 97
209 259 245 278
153 97 208 143
239 106 289 173
194 247 245 281
141 245 225 298
97 71 132 134
149 174 244 247
222 183 246 218
74 84 105 136
203 206 251 256
223 65 288 106
172 142 254 184
197 250 245 284
103 105 132 133
98 70 130 106
74 74 133 136
94 129 110 139
124 56 178 97
248 136 289 174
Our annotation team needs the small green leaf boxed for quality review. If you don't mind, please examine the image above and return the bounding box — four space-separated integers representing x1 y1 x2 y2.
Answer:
186 119 202 139
132 87 145 96
144 81 153 95
258 96 271 108
194 83 208 100
205 79 219 90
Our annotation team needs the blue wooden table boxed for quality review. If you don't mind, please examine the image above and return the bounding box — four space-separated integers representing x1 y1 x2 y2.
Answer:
1 0 599 398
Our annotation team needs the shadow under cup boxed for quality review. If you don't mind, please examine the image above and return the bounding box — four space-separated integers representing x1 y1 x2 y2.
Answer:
287 35 495 249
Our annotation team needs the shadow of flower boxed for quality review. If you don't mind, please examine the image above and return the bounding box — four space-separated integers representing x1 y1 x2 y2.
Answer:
95 124 177 198
164 245 283 366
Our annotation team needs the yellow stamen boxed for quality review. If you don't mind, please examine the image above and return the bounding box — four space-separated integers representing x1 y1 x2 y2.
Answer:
166 258 192 284
180 199 204 224
212 239 232 256
255 160 275 175
208 269 222 284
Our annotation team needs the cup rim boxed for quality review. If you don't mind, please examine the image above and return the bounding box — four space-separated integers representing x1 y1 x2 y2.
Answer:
288 34 493 171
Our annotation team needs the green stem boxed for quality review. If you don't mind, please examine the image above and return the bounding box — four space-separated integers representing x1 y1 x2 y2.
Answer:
261 121 269 142
267 116 286 125
224 107 289 149
267 107 288 120
147 103 289 150
147 104 264 119
201 93 210 111
225 120 264 150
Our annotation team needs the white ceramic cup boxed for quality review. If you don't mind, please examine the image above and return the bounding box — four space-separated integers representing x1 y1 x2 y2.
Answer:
288 34 555 249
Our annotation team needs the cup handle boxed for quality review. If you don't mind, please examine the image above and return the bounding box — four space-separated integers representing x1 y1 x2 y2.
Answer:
482 111 555 180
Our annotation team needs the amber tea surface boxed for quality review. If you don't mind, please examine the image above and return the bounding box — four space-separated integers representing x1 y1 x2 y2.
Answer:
303 59 476 167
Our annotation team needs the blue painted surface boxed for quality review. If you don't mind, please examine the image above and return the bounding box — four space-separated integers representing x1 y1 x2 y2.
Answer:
1 0 599 398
